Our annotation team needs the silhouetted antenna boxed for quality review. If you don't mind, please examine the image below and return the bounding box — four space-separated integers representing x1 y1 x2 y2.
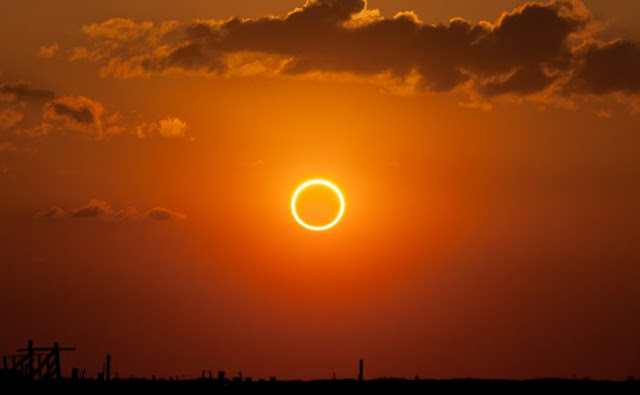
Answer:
358 359 364 382
106 355 112 381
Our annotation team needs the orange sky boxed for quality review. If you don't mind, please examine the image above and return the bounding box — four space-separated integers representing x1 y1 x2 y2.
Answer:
1 0 640 380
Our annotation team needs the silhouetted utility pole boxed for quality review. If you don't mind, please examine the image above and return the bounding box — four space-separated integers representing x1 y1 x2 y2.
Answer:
26 340 35 378
358 359 363 381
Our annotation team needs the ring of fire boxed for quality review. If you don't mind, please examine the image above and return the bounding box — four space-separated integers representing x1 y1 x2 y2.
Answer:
291 179 345 231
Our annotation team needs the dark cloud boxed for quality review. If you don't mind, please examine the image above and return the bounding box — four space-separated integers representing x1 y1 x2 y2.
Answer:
480 65 556 96
1 82 54 134
0 80 188 139
42 96 106 137
35 206 67 219
71 199 112 218
35 200 185 222
114 206 141 221
569 40 640 95
147 207 186 221
50 102 95 124
0 81 54 102
71 0 640 109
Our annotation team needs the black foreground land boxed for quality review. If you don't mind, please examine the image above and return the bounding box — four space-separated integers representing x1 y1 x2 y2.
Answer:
1 378 639 394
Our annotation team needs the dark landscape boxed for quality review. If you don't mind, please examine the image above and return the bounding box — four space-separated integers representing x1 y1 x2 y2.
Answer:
3 377 640 395
2 340 638 394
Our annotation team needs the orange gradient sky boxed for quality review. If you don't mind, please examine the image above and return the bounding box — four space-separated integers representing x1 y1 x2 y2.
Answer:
1 0 640 380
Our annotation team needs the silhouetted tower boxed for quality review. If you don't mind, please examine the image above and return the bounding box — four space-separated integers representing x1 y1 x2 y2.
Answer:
218 371 226 381
358 359 363 381
105 354 111 381
8 340 76 380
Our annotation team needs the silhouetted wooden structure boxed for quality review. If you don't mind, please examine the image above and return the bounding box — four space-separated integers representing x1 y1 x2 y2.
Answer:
2 340 75 380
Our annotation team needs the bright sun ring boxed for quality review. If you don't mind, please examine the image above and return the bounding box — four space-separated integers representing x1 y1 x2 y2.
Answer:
291 179 345 231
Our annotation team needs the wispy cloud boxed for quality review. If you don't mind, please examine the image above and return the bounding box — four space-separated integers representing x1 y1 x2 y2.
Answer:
38 43 59 58
136 117 188 139
0 81 189 140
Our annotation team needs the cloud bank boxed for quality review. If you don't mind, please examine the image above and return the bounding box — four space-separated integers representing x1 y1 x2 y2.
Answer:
66 0 640 109
35 199 186 221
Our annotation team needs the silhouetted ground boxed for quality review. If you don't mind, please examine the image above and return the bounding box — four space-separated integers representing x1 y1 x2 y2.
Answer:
0 378 638 394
